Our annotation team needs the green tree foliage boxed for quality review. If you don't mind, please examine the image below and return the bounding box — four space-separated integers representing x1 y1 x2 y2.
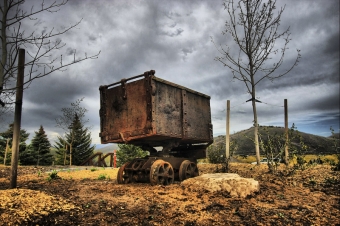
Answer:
116 144 148 167
54 114 94 165
288 124 310 170
258 126 285 173
207 144 225 164
55 98 92 165
53 137 68 165
0 123 29 165
330 127 340 171
18 144 36 166
20 125 52 165
258 124 311 172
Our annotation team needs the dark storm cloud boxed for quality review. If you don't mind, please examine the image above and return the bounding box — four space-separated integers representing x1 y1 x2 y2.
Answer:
1 0 338 142
160 28 184 37
88 35 97 42
192 73 246 100
323 33 340 57
66 48 76 56
182 47 194 56
303 92 340 111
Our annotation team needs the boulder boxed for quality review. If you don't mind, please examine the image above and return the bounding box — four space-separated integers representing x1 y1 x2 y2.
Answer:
181 173 259 198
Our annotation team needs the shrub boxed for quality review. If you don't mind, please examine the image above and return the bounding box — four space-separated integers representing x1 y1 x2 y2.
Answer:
207 139 238 172
330 127 340 171
47 170 60 181
116 144 148 167
97 174 107 180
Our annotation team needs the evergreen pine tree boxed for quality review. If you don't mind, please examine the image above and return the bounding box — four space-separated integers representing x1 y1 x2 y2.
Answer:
0 124 29 165
20 126 53 165
116 144 148 167
19 144 37 165
54 114 94 165
54 137 69 165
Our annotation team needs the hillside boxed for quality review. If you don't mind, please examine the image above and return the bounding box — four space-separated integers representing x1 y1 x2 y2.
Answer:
51 128 336 157
329 133 340 139
91 127 337 155
94 143 119 154
213 126 338 155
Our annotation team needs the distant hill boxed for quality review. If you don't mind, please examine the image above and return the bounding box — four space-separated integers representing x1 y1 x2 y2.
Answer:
213 126 337 155
329 133 340 139
52 128 337 157
94 143 119 154
50 144 118 156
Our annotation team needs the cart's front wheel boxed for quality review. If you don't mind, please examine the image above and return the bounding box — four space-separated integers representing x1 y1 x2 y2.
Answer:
117 162 131 184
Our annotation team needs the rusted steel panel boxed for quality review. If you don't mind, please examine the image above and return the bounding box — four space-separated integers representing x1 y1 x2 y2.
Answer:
185 91 212 141
99 70 213 146
100 78 149 143
153 81 183 138
181 89 188 138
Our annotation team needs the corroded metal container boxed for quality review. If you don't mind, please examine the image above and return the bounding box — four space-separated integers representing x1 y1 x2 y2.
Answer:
99 70 213 148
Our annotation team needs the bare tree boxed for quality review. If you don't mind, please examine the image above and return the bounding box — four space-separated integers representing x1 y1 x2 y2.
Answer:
55 97 88 132
0 0 100 111
213 0 301 164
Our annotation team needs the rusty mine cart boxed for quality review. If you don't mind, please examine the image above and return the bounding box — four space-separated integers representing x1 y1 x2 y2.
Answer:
99 70 213 185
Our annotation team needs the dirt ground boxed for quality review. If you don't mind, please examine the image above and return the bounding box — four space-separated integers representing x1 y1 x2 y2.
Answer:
0 163 339 226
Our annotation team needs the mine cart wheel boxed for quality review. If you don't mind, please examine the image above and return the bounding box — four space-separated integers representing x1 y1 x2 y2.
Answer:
150 160 174 185
117 162 131 184
179 160 199 181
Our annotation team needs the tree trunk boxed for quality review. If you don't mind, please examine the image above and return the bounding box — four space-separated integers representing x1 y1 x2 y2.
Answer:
249 56 261 164
0 0 8 97
69 144 72 166
10 49 25 188
251 86 261 164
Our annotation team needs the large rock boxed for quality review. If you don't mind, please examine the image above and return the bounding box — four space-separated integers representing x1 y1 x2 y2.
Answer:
181 173 259 198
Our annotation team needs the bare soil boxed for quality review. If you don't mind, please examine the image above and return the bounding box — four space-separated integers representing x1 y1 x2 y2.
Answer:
0 163 339 226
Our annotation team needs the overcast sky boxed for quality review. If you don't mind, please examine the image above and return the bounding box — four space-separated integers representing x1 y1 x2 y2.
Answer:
1 0 339 145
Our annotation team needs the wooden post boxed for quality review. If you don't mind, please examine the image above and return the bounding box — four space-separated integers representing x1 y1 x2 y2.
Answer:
69 144 72 166
226 100 230 159
284 99 289 165
10 49 25 188
64 144 67 165
114 150 117 168
4 138 9 165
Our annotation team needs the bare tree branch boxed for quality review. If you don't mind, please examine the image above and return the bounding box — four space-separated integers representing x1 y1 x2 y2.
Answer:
0 0 100 110
212 0 301 164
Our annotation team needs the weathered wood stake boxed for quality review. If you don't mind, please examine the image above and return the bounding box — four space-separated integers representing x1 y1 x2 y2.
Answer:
226 100 230 159
284 99 289 165
10 49 25 189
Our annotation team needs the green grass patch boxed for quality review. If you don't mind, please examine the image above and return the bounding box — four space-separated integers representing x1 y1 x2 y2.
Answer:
234 155 257 163
97 174 110 180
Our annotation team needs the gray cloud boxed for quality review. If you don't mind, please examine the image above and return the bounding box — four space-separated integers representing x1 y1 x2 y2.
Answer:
1 0 339 143
160 28 184 37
